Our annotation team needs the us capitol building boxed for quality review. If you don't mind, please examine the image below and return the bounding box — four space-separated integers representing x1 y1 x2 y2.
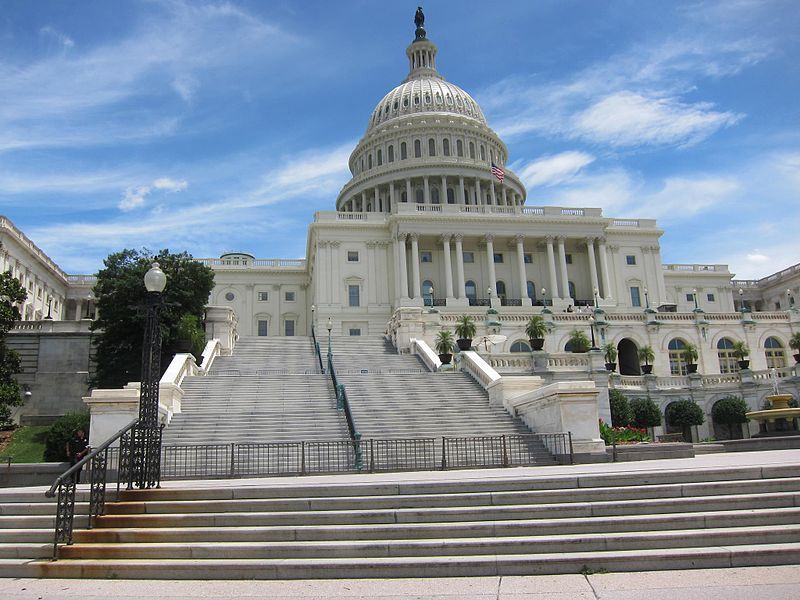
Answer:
4 13 800 439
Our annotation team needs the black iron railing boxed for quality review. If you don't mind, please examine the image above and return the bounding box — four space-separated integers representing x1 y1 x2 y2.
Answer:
311 325 325 372
45 418 139 559
327 349 363 469
501 298 523 307
468 298 491 307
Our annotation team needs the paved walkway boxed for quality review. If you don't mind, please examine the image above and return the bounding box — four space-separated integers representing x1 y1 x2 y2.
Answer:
1 566 798 599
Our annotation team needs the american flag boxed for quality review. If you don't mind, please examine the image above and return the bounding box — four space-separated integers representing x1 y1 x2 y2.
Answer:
491 162 505 183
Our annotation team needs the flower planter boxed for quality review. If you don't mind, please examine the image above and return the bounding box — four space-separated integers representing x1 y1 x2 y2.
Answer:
641 365 653 375
794 353 800 364
456 338 472 351
738 360 750 370
438 353 452 365
686 363 698 374
529 338 544 351
605 362 617 372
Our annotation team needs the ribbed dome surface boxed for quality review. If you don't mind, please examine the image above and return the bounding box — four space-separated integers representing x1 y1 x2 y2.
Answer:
366 77 487 134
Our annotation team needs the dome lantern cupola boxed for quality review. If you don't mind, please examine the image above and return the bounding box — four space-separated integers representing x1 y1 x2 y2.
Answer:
406 7 441 82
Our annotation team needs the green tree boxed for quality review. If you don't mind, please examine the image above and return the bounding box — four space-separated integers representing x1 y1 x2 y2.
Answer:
666 399 705 442
609 389 633 427
711 396 749 440
630 397 662 429
91 249 215 389
0 271 27 426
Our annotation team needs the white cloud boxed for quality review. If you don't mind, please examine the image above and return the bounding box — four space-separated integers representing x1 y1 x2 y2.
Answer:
153 177 188 192
573 92 742 147
39 26 74 49
119 185 151 211
635 176 740 221
516 151 595 188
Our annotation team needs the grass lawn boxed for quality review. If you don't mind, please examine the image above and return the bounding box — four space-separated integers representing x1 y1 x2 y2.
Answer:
0 425 50 463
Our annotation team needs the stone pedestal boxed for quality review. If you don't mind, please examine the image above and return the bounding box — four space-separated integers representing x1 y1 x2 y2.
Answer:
204 305 237 354
83 387 139 447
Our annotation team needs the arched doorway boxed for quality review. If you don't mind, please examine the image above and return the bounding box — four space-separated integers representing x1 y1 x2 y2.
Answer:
618 338 640 375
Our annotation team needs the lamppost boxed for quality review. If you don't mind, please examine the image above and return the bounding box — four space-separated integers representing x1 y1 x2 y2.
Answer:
541 287 551 313
738 288 745 313
134 261 167 489
644 287 650 310
327 316 333 360
311 304 316 334
692 288 699 311
588 316 598 351
787 289 794 310
593 287 599 309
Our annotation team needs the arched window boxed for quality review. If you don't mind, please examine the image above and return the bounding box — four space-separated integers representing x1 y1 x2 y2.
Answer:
431 188 440 204
496 280 506 299
388 145 394 162
456 139 464 157
428 138 436 156
469 141 475 159
368 154 373 169
465 280 477 301
415 189 424 203
765 337 786 368
360 158 364 172
377 149 382 166
443 139 450 156
447 188 455 204
568 281 576 300
668 338 688 376
480 145 486 161
414 139 422 158
423 280 434 307
401 142 408 160
717 338 737 374
527 281 536 301
510 340 532 353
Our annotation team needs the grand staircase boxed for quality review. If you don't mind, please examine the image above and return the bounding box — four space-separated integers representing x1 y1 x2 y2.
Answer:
162 337 348 445
2 460 800 577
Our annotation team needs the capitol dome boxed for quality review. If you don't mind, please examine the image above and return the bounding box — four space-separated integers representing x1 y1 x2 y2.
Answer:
335 11 525 213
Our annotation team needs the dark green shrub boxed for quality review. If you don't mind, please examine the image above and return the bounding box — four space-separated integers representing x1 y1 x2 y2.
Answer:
629 397 662 428
43 412 90 462
712 396 749 439
609 390 633 427
666 399 704 442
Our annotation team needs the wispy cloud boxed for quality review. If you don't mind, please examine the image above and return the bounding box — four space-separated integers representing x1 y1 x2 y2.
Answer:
514 151 595 188
118 177 190 211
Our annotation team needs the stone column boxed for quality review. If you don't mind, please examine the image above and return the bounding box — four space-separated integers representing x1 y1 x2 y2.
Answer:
410 233 421 299
423 177 430 204
557 236 570 299
454 234 465 299
586 237 600 301
441 176 447 204
406 178 412 204
458 177 465 205
502 187 508 205
389 181 395 211
485 234 497 300
75 299 83 321
360 191 367 212
546 237 560 300
397 234 409 299
331 241 341 305
374 187 380 212
598 237 612 300
476 178 482 206
442 234 454 301
490 181 497 205
515 235 531 305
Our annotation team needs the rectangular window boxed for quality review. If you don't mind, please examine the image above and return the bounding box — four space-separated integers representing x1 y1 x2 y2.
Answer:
420 251 433 263
284 319 295 336
707 293 715 302
565 254 572 264
348 285 360 307
284 291 296 302
257 291 269 302
349 328 361 336
493 253 504 263
463 251 474 263
524 253 533 264
686 293 694 302
630 286 642 307
347 251 359 262
626 255 636 265
257 320 268 336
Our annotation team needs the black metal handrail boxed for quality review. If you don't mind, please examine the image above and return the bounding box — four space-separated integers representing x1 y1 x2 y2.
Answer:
45 418 139 559
327 351 363 469
311 325 324 372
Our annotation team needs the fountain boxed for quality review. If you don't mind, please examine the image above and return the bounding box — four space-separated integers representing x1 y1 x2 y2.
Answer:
745 369 800 437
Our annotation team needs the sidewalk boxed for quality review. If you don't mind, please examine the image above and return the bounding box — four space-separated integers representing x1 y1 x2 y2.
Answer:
2 566 798 599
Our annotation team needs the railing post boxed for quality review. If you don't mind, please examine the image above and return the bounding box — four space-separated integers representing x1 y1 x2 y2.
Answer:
441 437 447 470
501 435 509 468
229 442 236 478
354 433 363 471
301 441 306 475
369 439 375 473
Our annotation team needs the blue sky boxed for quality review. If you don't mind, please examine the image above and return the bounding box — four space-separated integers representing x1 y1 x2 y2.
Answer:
1 0 798 279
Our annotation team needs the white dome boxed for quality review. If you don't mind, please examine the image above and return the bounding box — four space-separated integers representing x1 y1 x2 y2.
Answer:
366 77 487 134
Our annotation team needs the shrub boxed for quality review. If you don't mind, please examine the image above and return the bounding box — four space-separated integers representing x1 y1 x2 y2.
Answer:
666 399 704 442
43 412 90 462
609 390 633 427
731 340 749 360
567 329 591 353
434 329 454 354
629 397 662 428
637 345 655 366
712 396 749 439
602 343 617 364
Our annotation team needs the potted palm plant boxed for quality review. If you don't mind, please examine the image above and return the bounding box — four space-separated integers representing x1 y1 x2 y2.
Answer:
789 332 800 364
434 330 455 365
638 345 655 374
567 329 591 353
732 340 750 370
524 315 547 351
683 342 699 374
602 342 617 371
454 315 476 351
